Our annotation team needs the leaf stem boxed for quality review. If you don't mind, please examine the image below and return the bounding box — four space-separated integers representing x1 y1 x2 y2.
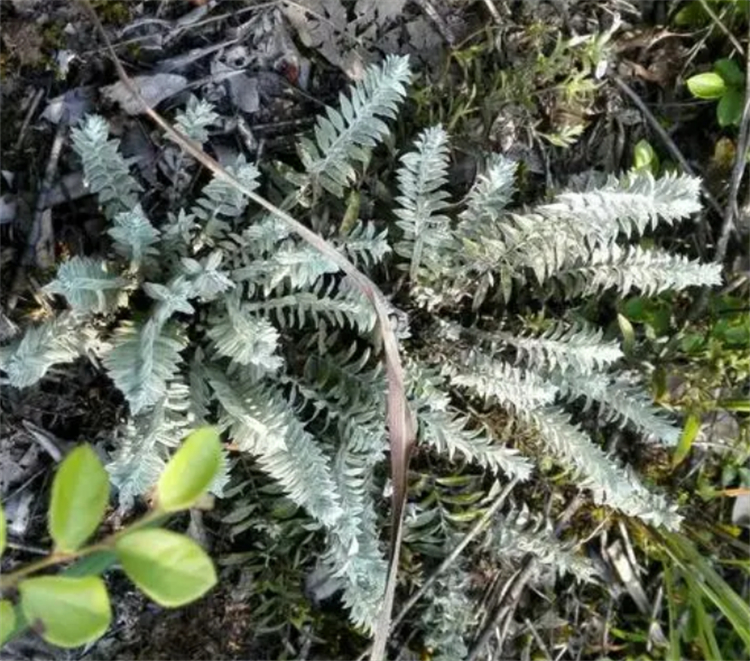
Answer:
0 510 165 591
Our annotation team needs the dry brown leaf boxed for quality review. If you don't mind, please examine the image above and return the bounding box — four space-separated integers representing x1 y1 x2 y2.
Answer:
104 74 189 115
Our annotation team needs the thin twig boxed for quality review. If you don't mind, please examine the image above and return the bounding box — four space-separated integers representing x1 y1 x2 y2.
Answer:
80 4 415 659
523 617 553 661
481 0 503 24
466 554 538 661
14 87 44 151
393 478 518 631
697 0 744 57
611 74 724 219
7 541 48 556
8 113 69 310
22 421 65 463
414 0 456 45
716 22 750 263
355 478 519 661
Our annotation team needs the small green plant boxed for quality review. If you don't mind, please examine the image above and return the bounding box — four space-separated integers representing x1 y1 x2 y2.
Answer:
686 58 745 127
0 427 222 649
412 18 618 148
674 0 749 29
633 139 660 174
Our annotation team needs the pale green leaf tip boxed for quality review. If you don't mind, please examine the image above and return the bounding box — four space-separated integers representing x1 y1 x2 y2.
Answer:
50 444 109 553
156 426 222 512
0 600 16 646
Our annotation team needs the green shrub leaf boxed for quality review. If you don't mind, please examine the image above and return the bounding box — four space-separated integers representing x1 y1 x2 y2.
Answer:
0 600 15 646
717 88 743 127
156 427 221 512
18 576 111 648
0 502 6 557
714 58 744 88
49 445 109 552
673 414 702 467
686 72 727 99
115 529 217 607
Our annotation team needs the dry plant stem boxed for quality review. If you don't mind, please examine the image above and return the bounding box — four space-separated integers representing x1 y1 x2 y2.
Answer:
466 553 538 661
481 0 503 24
80 3 415 657
414 0 456 45
392 478 518 630
716 24 750 264
14 87 45 151
523 617 553 661
611 74 723 219
697 0 744 58
355 478 519 661
22 421 63 462
25 118 67 266
8 115 69 310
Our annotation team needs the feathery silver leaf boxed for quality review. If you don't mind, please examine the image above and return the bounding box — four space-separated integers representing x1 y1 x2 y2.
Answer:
44 256 126 314
489 505 600 583
107 382 192 509
246 278 376 334
108 206 160 266
498 321 623 375
528 406 682 528
208 295 283 371
301 55 411 196
445 349 558 411
458 153 517 234
557 244 723 296
211 373 343 527
103 320 186 414
191 155 260 240
339 222 391 268
543 170 701 242
394 125 453 281
173 95 219 145
71 115 141 218
556 371 681 445
0 312 95 389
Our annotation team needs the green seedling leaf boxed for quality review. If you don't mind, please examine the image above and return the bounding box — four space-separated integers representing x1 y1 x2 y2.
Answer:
714 58 745 88
18 576 111 648
673 414 702 467
718 88 743 127
0 600 15 646
687 72 727 99
0 502 6 557
680 331 705 355
115 529 217 607
633 139 659 173
340 189 361 235
156 427 221 512
49 445 109 552
617 313 636 354
719 399 750 413
674 1 708 27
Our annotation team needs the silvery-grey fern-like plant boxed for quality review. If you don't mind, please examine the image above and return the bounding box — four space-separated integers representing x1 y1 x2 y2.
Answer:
0 54 722 655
